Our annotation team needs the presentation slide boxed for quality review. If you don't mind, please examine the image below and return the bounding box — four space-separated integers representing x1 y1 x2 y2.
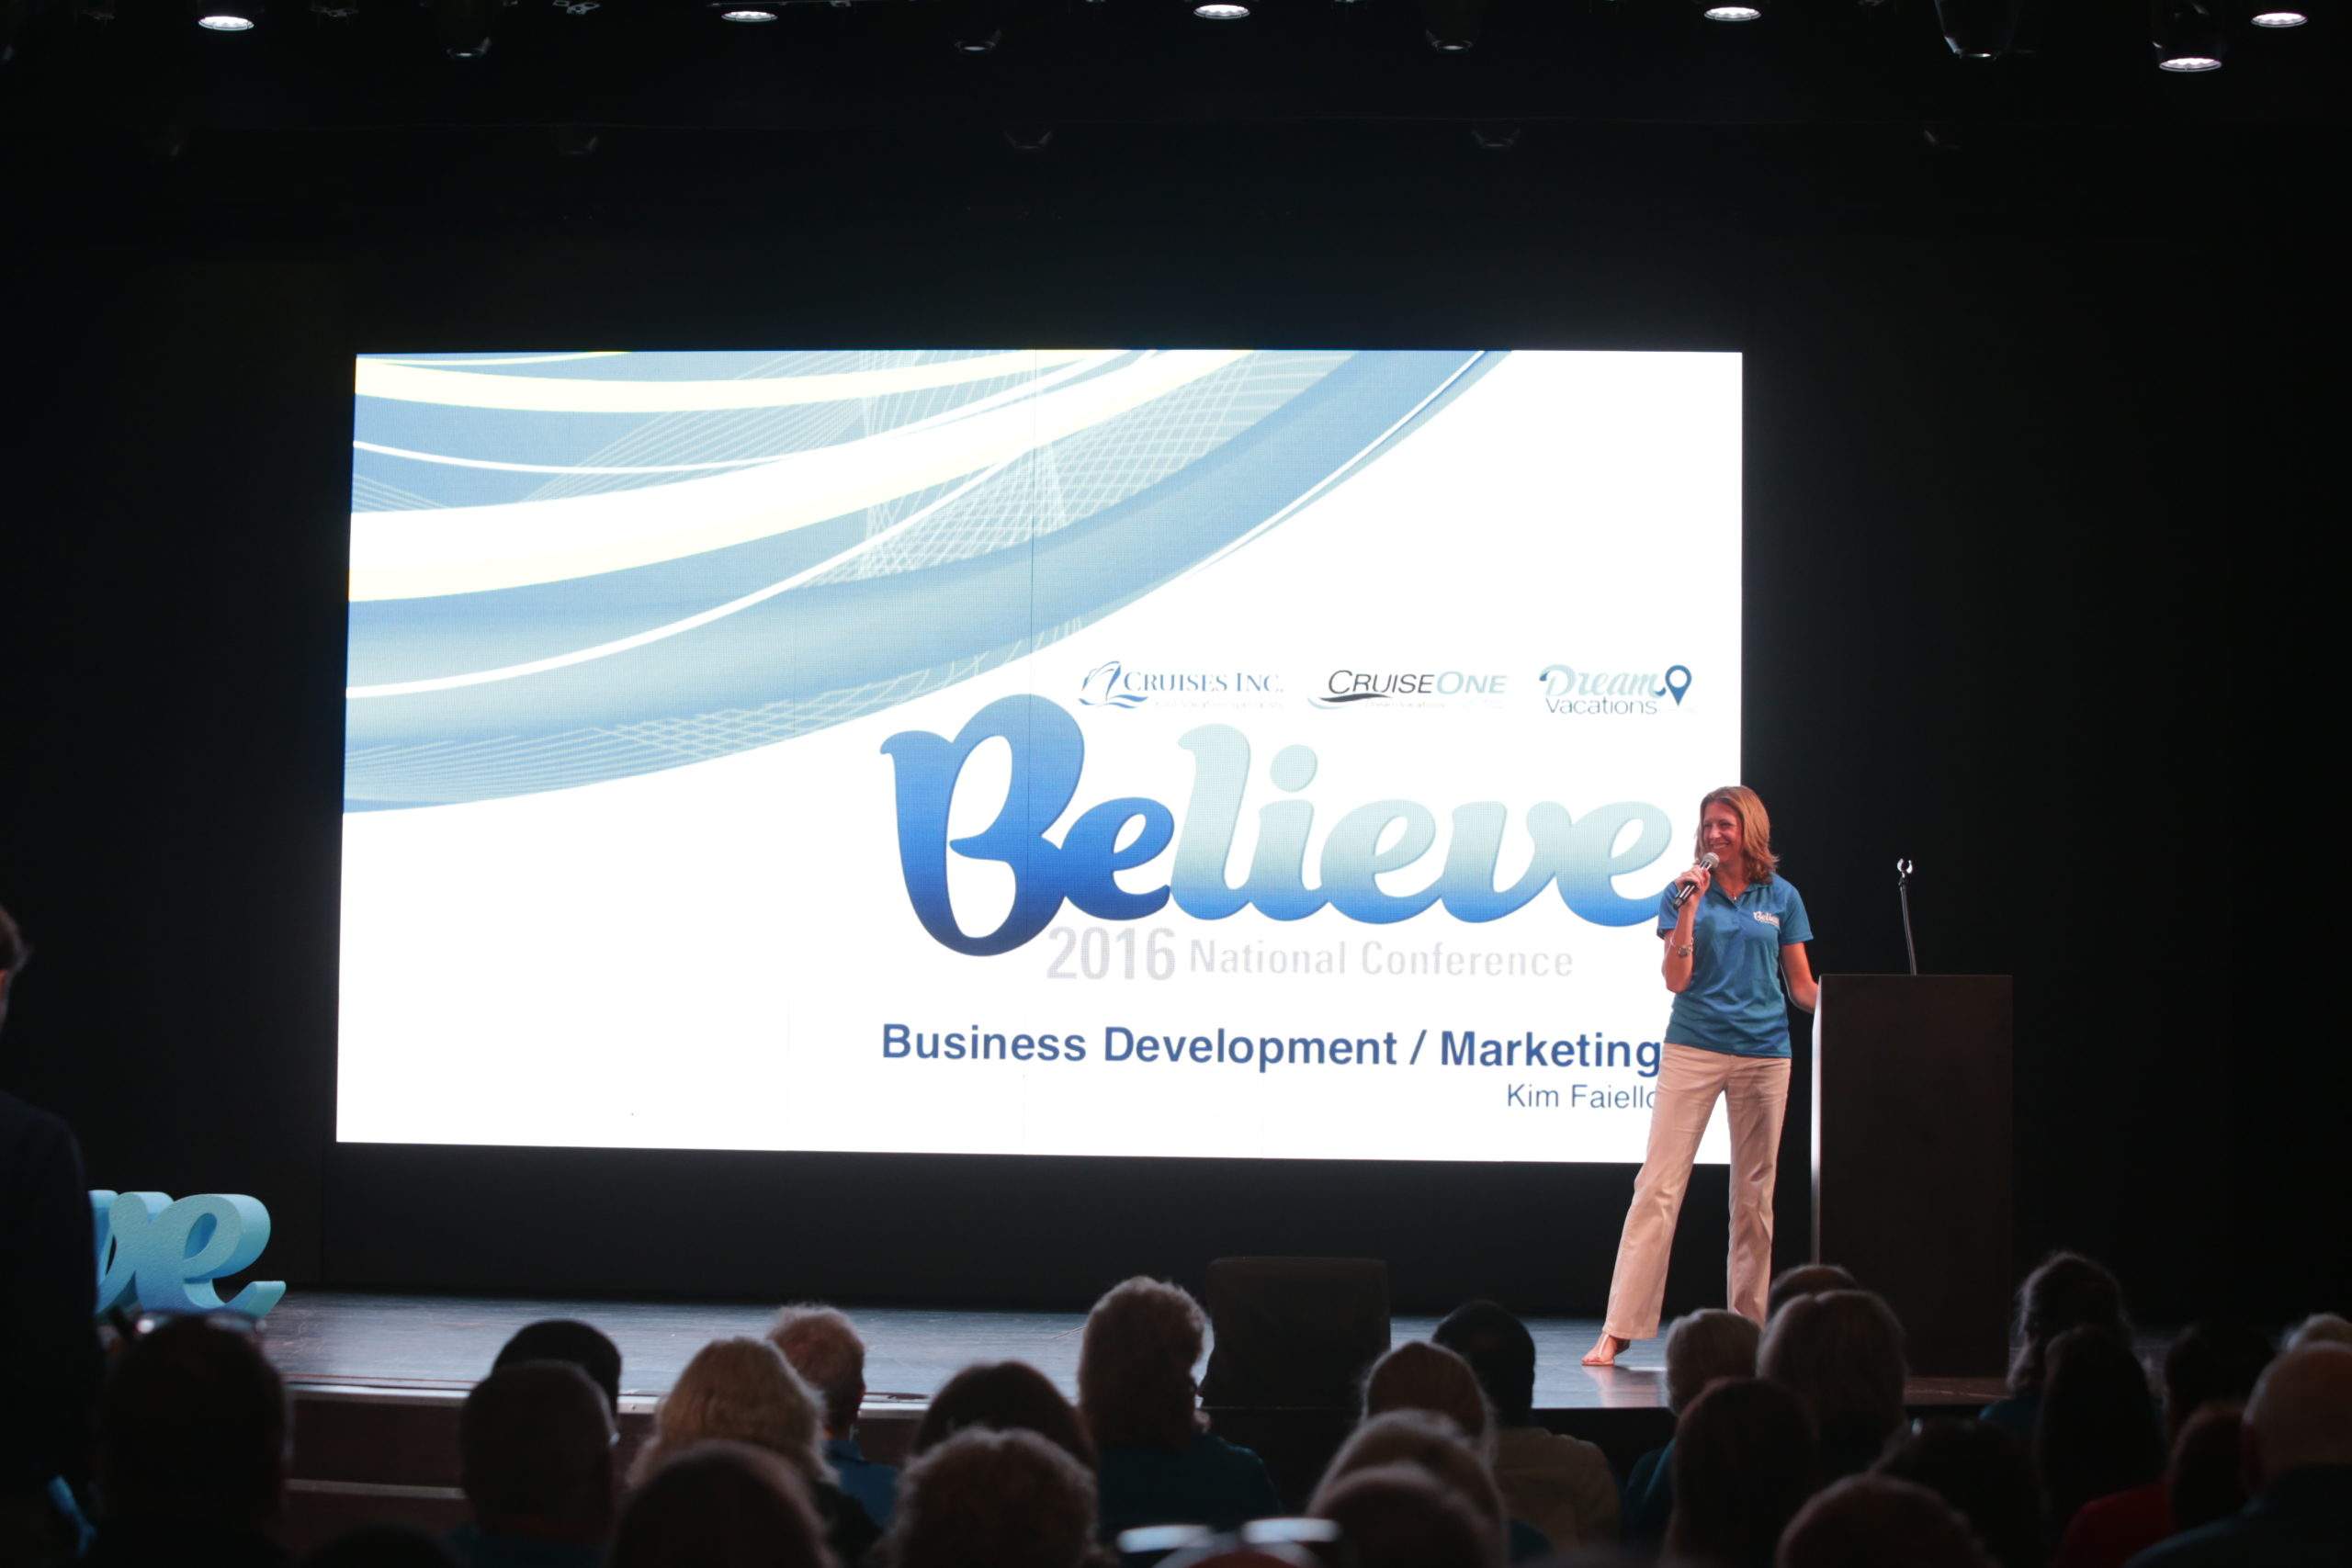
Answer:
339 348 1742 1162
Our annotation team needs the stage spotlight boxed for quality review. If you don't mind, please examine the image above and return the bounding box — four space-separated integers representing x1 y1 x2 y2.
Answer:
948 0 1001 51
1932 0 2023 58
435 0 496 57
2249 6 2307 22
2150 0 2225 69
193 0 260 28
717 6 779 19
1193 3 1250 17
1701 4 1762 19
1421 0 1483 51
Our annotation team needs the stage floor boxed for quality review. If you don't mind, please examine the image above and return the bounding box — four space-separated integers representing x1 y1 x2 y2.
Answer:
264 1291 2012 1412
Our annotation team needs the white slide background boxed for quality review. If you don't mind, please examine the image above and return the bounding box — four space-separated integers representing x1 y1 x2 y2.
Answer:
338 351 1744 1161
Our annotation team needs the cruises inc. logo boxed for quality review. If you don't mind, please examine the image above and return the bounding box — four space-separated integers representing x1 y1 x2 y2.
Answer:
1080 660 1283 709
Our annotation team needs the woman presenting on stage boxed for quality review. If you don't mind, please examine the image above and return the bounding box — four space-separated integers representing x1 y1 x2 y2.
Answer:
1583 785 1819 1368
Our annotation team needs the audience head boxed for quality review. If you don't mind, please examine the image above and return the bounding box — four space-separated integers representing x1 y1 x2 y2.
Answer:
1767 1264 1858 1322
2008 1252 2131 1395
911 1359 1095 1469
492 1319 623 1413
1758 1289 1907 1474
1663 1376 1815 1568
1777 1474 1996 1568
1362 1341 1494 1460
880 1427 1097 1568
632 1337 831 1489
1665 1308 1763 1416
303 1524 460 1568
459 1360 616 1544
2283 1312 2352 1353
1875 1419 2044 1568
768 1306 867 1439
1078 1276 1208 1450
1311 1461 1496 1568
2158 1321 2273 1438
610 1441 833 1568
1430 1300 1537 1427
1313 1409 1506 1567
0 898 22 1029
2243 1342 2352 1485
2035 1325 2164 1533
98 1315 288 1534
2165 1404 2247 1532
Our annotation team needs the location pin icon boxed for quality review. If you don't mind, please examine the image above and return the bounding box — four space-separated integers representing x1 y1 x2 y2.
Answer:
1658 665 1693 706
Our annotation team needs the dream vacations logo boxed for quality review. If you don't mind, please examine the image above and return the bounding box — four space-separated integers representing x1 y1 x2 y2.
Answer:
1080 660 1283 710
880 694 1676 956
1538 663 1692 716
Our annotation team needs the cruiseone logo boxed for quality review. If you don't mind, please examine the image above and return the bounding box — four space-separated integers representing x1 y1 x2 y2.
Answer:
880 694 1676 956
1539 663 1692 716
1079 660 1283 710
1311 668 1513 708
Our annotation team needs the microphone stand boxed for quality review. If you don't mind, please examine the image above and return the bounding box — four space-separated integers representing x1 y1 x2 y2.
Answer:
1895 859 1918 976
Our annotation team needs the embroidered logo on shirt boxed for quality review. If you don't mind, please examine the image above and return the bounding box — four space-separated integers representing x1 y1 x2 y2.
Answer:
1754 911 1781 928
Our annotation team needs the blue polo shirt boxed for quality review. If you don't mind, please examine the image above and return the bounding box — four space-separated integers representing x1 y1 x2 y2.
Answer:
1657 874 1813 1056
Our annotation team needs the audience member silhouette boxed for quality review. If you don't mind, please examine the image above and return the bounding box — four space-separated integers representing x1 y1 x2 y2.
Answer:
877 1427 1099 1568
86 1315 291 1568
609 1441 832 1568
2161 1405 2246 1535
1311 1461 1494 1568
1661 1376 1815 1568
2282 1313 2352 1353
1310 1411 1507 1568
1078 1278 1281 1540
304 1524 460 1568
2036 1325 2165 1540
492 1321 622 1413
450 1361 615 1568
910 1360 1096 1470
1431 1299 1619 1551
0 900 104 1568
1777 1473 1996 1568
2052 1320 2273 1568
1623 1308 1761 1545
1876 1418 2045 1568
629 1337 878 1565
769 1306 897 1531
1765 1264 1859 1323
1360 1340 1549 1560
2128 1344 2352 1568
1759 1290 1908 1481
1982 1252 2133 1439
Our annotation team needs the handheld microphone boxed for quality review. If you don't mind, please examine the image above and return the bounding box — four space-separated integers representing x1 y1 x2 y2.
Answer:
1668 852 1719 909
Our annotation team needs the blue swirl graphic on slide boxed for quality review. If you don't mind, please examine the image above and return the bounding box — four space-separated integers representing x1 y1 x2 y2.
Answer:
345 349 1495 809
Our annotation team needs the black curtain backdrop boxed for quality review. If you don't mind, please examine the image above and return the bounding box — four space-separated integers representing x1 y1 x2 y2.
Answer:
0 119 2328 1326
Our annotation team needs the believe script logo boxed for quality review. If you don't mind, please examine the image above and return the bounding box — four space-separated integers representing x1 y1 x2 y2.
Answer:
881 694 1676 956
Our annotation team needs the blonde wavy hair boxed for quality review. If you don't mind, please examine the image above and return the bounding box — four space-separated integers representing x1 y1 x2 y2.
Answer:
1077 1277 1207 1451
1363 1342 1495 1462
630 1338 834 1490
1311 1409 1508 1567
1696 785 1780 883
767 1305 866 1435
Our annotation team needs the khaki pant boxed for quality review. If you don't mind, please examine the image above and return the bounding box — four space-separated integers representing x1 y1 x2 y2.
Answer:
1601 1042 1792 1341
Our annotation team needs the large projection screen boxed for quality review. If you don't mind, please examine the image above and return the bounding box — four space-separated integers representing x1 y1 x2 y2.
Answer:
339 349 1742 1163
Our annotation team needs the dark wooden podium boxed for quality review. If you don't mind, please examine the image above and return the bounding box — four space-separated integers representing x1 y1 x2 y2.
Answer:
1811 974 2014 1377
